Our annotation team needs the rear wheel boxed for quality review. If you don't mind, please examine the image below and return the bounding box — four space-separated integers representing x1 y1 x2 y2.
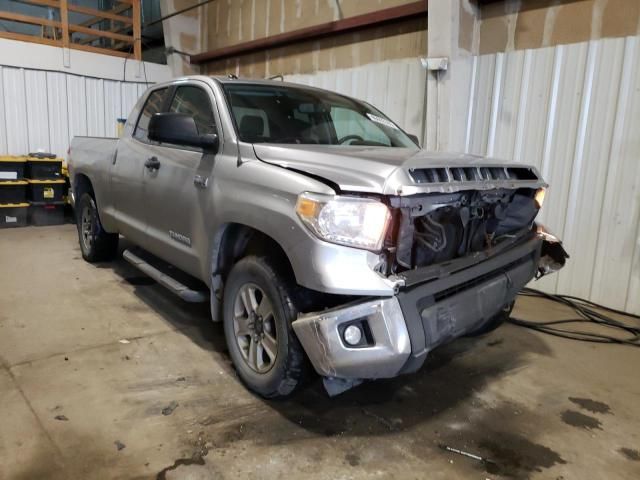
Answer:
223 256 309 398
76 193 118 262
466 301 514 337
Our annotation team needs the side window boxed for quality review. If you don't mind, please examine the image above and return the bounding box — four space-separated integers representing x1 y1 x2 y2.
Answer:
133 88 168 142
330 107 391 146
169 86 217 135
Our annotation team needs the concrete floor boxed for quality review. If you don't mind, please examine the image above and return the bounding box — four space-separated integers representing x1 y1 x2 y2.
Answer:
0 225 639 480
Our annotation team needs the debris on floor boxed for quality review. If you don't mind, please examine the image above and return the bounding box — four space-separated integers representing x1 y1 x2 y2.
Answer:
54 415 69 421
162 401 179 416
114 440 126 451
156 431 209 479
439 444 494 466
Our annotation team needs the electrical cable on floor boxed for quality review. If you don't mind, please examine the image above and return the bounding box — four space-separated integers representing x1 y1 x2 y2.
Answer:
510 287 640 347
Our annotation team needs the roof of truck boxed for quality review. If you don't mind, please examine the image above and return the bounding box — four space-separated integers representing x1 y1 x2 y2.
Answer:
161 75 332 92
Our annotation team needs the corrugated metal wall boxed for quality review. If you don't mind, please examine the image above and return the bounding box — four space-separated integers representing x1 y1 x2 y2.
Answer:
460 36 640 315
286 37 640 314
0 66 150 157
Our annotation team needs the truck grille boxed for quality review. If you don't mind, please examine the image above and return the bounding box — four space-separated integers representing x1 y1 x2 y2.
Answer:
408 166 539 185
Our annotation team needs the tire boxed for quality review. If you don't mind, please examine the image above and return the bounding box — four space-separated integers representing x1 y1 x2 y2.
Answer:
223 256 310 398
466 301 514 337
76 192 118 262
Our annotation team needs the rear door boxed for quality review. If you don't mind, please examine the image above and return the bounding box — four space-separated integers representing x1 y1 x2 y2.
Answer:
142 82 220 276
111 87 169 244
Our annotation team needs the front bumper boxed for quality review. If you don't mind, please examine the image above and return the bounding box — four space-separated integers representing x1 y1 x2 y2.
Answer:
292 234 542 379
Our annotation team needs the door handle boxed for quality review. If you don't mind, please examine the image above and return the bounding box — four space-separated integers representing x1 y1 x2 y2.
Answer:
194 175 209 189
144 156 160 170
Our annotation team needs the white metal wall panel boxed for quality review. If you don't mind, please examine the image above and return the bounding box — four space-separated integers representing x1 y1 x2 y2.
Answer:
121 83 141 122
2 68 29 154
490 50 524 160
24 70 50 153
590 37 640 313
85 78 105 138
557 38 626 299
103 80 122 138
46 72 69 159
66 75 88 141
454 35 640 314
137 83 147 100
0 65 150 157
285 59 426 138
467 54 496 156
0 68 7 154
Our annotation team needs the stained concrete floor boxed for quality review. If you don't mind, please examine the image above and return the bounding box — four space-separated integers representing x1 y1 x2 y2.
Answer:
0 224 639 480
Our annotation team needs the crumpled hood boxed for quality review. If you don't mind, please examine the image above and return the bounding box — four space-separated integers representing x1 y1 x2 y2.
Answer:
252 144 545 195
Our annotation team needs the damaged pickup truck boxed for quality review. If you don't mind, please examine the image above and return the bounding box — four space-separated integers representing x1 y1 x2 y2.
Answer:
68 76 568 397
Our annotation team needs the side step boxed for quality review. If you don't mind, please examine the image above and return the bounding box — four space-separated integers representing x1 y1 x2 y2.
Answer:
123 249 208 303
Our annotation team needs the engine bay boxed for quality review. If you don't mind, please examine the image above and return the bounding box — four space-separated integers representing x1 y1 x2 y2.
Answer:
386 188 540 273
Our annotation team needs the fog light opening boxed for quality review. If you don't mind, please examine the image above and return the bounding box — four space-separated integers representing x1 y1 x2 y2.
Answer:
343 325 363 346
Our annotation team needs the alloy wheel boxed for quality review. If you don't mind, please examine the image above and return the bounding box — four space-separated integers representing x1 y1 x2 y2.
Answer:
233 283 278 373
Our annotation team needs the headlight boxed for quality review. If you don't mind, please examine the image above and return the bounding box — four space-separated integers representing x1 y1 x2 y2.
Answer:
534 188 546 209
535 223 561 243
296 192 391 251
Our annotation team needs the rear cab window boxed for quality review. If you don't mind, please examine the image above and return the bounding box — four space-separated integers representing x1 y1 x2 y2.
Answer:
133 87 169 143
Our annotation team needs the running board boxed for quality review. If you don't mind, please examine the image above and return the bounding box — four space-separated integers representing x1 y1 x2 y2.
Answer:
123 249 208 303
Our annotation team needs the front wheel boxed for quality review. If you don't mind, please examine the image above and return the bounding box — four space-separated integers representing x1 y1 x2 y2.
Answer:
76 193 118 262
223 256 310 398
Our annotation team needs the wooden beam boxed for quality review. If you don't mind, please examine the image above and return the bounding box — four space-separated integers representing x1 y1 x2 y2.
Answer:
13 0 59 9
69 24 133 43
60 0 69 49
0 16 132 60
77 24 132 45
68 4 133 24
131 0 142 61
190 0 428 64
16 0 133 29
0 10 61 28
78 4 131 28
69 42 130 58
0 30 61 47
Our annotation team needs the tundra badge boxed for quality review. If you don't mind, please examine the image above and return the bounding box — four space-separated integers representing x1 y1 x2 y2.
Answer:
169 230 192 246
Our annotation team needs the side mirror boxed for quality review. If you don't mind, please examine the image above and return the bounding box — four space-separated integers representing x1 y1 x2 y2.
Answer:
148 112 219 152
407 133 420 147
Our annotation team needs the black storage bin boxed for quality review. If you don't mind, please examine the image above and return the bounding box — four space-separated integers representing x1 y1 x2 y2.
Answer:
0 156 26 180
26 156 63 180
27 179 66 203
0 180 28 203
29 201 65 226
0 203 28 228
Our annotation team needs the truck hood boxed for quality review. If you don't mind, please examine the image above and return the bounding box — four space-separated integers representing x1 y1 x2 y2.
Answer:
252 144 546 196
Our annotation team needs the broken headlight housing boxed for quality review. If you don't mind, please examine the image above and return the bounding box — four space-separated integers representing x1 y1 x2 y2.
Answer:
296 192 391 251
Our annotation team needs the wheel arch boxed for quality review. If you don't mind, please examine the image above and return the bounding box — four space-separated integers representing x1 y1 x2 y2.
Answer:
74 173 95 200
208 222 296 322
211 222 295 283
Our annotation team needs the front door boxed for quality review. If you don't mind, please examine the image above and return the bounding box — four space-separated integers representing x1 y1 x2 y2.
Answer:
142 83 219 277
111 86 169 245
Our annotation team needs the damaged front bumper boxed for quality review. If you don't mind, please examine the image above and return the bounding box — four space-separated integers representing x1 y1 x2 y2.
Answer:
293 232 555 386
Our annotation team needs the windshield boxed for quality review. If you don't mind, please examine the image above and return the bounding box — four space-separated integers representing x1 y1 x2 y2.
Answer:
223 83 417 147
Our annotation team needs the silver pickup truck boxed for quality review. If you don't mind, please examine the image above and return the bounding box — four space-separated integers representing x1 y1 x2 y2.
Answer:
69 76 567 397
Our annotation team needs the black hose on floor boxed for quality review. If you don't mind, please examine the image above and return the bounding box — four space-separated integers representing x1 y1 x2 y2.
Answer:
509 288 640 347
